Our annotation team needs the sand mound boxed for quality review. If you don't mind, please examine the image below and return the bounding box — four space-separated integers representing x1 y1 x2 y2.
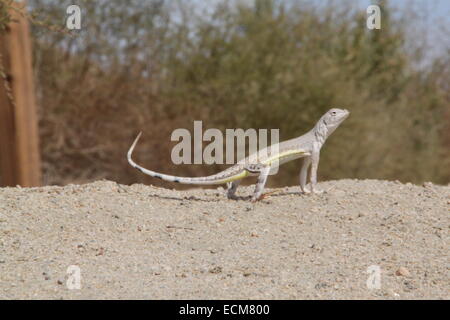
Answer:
0 179 448 299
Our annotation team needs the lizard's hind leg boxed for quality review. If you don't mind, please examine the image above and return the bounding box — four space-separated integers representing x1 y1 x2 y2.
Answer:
226 180 241 199
251 166 271 202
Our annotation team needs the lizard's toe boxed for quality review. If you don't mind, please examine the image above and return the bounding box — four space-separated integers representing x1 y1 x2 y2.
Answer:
251 195 264 202
251 192 274 202
300 186 311 194
227 194 239 200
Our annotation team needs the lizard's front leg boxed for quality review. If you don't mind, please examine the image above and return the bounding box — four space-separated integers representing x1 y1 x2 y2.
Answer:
300 156 311 193
310 144 323 194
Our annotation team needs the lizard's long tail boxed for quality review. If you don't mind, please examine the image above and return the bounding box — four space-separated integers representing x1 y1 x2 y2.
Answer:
127 132 248 185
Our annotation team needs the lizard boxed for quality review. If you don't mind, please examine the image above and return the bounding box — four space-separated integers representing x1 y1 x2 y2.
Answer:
127 108 349 202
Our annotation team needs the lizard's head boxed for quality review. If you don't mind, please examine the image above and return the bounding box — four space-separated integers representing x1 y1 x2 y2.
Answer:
317 108 349 138
323 108 349 126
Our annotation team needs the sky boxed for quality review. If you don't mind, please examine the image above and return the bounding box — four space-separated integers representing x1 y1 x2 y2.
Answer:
192 0 449 64
362 0 449 64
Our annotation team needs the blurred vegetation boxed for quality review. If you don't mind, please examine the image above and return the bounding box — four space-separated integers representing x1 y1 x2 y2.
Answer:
0 1 13 34
20 0 450 186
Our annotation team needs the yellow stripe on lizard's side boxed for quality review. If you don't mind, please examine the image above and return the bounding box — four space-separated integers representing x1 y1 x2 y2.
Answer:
215 170 250 184
261 149 307 166
211 150 307 184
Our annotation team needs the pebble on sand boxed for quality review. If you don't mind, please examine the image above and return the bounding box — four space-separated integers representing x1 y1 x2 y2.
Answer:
395 267 410 277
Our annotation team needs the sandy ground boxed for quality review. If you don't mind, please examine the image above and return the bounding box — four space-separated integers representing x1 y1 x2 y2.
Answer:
0 179 448 299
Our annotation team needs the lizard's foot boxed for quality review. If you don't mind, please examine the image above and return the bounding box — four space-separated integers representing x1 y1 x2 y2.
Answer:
227 194 239 200
251 190 279 202
251 195 262 202
251 190 278 202
300 185 311 194
300 184 323 195
310 185 324 194
251 194 266 202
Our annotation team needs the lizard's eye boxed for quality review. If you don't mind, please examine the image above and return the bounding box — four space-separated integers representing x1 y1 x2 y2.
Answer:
331 111 336 116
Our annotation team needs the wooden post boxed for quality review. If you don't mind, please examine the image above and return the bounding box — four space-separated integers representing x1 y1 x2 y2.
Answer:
0 0 41 187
